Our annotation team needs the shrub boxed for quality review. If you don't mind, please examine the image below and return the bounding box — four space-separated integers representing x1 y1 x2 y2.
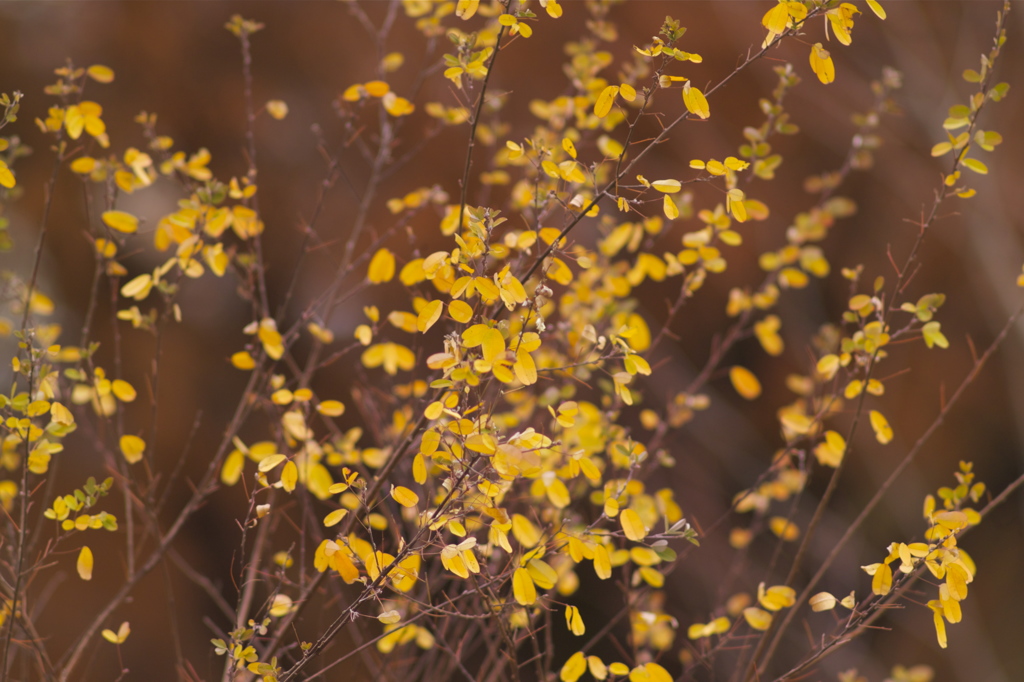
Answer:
0 2 1021 681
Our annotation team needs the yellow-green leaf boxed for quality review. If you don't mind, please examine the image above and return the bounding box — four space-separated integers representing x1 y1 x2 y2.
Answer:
961 158 988 175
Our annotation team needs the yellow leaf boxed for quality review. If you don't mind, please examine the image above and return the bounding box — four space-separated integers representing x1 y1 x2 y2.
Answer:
769 517 799 541
809 592 837 611
455 0 480 20
961 158 988 175
259 454 287 472
317 400 345 417
642 663 672 682
946 563 969 601
102 210 139 234
101 621 130 644
448 300 473 323
866 0 886 20
514 348 537 385
931 601 947 648
119 435 145 464
49 401 74 426
221 449 245 485
391 485 420 508
727 188 747 222
620 508 647 541
561 652 587 682
0 160 15 188
872 562 893 595
682 84 710 119
565 605 585 635
869 410 893 444
323 509 348 527
663 194 679 220
652 179 680 193
413 453 427 484
619 83 637 102
121 273 153 301
513 567 537 605
479 328 506 364
87 64 115 83
527 558 558 590
280 460 298 492
562 137 577 159
543 0 563 19
762 3 790 34
383 92 415 117
729 366 761 400
759 583 796 611
104 380 135 404
594 85 620 118
593 544 612 579
361 342 416 375
546 478 570 509
231 351 256 370
269 594 293 617
77 546 94 581
367 248 396 283
809 43 836 85
813 430 846 468
417 299 443 332
742 606 772 630
511 514 541 547
265 100 288 120
363 80 389 97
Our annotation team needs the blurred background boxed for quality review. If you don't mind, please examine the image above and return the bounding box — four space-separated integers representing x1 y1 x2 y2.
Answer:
1 2 1023 680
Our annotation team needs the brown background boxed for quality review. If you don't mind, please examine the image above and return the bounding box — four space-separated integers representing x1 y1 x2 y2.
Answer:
1 2 1023 680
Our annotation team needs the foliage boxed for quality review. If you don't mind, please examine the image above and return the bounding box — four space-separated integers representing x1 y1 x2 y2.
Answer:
0 2 1020 681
